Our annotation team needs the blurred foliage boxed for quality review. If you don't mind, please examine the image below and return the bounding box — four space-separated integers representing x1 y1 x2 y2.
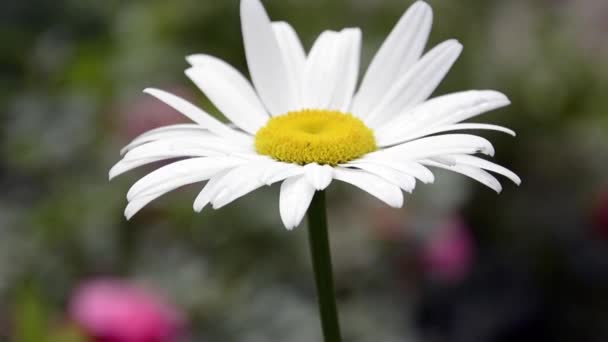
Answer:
1 0 608 341
13 286 48 342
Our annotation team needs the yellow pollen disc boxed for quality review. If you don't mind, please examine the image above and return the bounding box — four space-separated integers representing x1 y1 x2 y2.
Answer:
255 109 377 166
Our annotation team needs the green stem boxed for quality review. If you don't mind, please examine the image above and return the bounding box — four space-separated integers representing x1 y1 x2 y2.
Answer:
306 190 342 342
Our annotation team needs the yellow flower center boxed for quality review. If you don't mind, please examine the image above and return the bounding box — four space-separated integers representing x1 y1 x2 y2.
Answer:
255 109 377 165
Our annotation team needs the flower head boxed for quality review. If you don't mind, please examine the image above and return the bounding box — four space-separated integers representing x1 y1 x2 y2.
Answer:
69 279 184 342
110 0 520 229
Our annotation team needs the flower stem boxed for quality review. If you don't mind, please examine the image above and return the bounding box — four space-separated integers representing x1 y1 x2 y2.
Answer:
306 190 342 342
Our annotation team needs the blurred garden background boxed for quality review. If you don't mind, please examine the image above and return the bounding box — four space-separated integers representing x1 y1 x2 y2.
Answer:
2 0 608 341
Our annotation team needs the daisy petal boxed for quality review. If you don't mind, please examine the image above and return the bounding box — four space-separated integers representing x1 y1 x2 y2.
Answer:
125 194 158 220
365 40 463 127
333 168 403 208
347 156 434 183
124 158 242 219
378 123 515 147
143 88 250 142
109 157 166 180
353 1 432 117
193 171 229 213
301 31 338 109
376 90 510 144
192 156 279 212
212 178 265 209
121 139 239 162
429 155 457 166
383 134 495 159
120 124 217 155
184 56 269 134
422 160 503 193
121 132 248 157
303 163 333 190
126 157 241 201
302 29 361 111
259 162 305 185
272 21 307 109
330 28 361 112
343 162 416 192
447 154 521 185
280 175 316 229
241 0 296 115
210 162 275 209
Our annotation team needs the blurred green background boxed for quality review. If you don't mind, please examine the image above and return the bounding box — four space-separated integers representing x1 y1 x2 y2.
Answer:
2 0 608 341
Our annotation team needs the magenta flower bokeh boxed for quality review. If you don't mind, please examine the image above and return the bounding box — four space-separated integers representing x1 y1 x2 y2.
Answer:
593 190 608 240
421 217 475 283
69 279 185 342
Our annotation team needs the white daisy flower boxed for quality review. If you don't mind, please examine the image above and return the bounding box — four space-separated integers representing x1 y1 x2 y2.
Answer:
110 0 520 229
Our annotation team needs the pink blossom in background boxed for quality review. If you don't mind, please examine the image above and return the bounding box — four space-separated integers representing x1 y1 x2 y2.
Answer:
421 217 475 283
592 190 608 240
69 279 184 342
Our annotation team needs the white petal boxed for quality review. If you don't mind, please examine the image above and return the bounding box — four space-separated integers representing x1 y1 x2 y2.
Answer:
429 155 457 166
352 1 432 117
330 28 361 112
121 139 239 162
347 156 434 183
333 167 403 208
279 175 316 229
259 162 305 185
124 158 242 219
378 122 515 147
301 31 339 109
422 160 503 193
212 178 265 209
375 90 510 144
121 131 250 157
125 194 158 220
132 123 203 135
303 163 333 190
126 157 241 201
185 60 268 134
365 40 463 127
342 162 416 192
446 154 521 185
301 29 361 111
193 158 278 212
109 157 166 180
210 162 275 209
120 124 217 155
272 21 307 109
143 88 251 142
241 0 296 115
193 171 229 213
381 134 495 159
